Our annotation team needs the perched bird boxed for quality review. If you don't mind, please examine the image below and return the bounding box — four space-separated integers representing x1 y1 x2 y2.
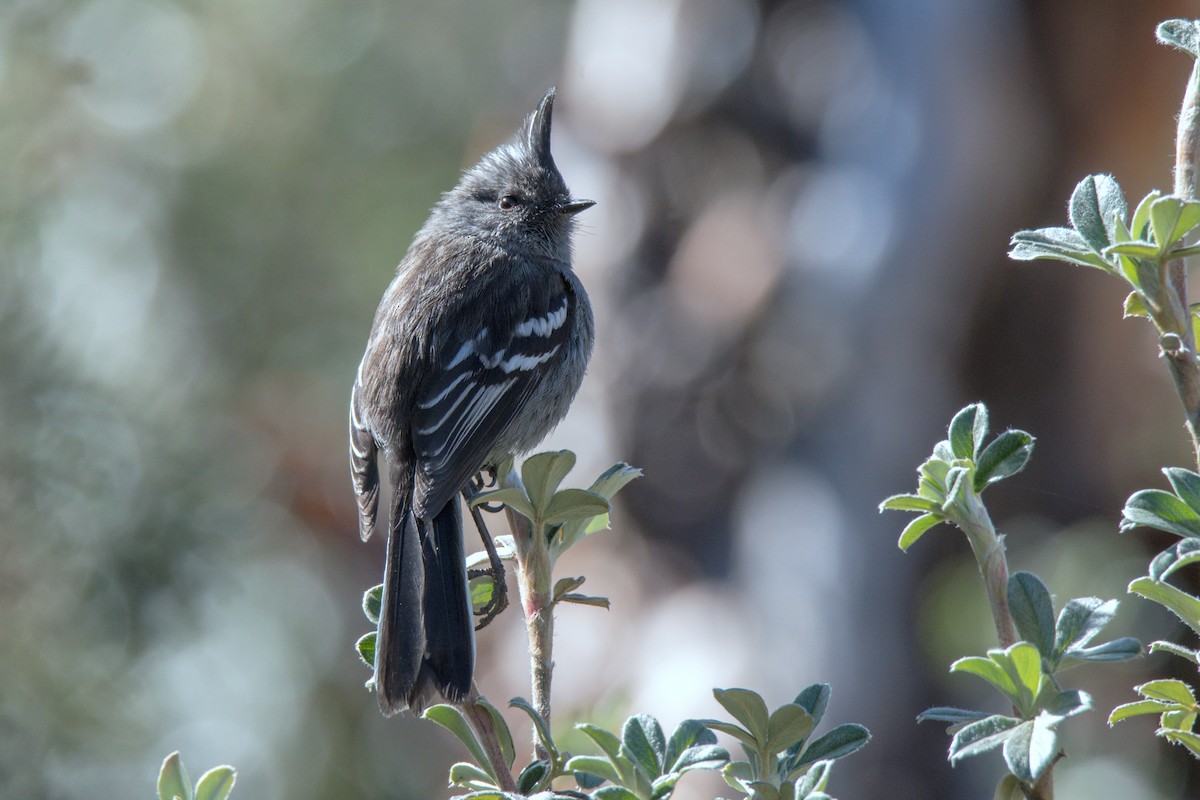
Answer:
349 89 595 715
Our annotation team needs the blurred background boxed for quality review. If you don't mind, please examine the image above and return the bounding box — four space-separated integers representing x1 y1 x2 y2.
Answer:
5 0 1200 797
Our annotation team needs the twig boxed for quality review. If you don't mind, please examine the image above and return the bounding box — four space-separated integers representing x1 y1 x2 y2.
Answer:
506 502 555 761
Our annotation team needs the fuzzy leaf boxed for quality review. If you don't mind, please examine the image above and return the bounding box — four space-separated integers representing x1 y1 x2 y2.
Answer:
1150 196 1200 251
917 707 991 726
423 705 492 779
521 451 577 514
664 719 719 772
1007 572 1056 660
765 705 814 754
473 487 537 523
544 489 610 526
363 584 383 624
791 724 870 767
1070 174 1125 253
1121 489 1200 538
1166 467 1200 513
1052 597 1115 663
949 404 987 460
1137 679 1197 707
1149 640 1200 664
623 714 666 779
1009 227 1111 270
449 762 499 791
1159 19 1200 57
509 697 558 761
948 716 1022 764
565 756 622 786
515 760 551 795
879 494 940 514
356 632 376 669
1109 700 1172 725
713 688 770 746
1151 539 1200 580
1128 577 1200 636
898 513 940 552
194 767 236 800
1160 729 1200 759
973 430 1035 491
158 752 191 800
793 684 831 729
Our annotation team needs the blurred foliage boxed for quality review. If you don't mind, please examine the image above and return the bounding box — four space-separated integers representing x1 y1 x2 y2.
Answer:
0 1 574 797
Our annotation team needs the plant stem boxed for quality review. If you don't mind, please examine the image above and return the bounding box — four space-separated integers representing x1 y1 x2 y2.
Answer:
462 694 519 793
507 502 555 761
955 492 1019 650
1167 55 1200 469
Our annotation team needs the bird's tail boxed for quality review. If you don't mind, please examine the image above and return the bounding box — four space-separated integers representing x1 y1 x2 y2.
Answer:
375 495 475 715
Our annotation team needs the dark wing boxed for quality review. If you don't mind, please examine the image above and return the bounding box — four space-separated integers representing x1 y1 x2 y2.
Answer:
410 271 572 518
349 368 380 541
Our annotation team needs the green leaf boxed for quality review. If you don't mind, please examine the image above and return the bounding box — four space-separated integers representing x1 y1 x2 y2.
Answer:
664 719 719 772
948 715 1022 764
1001 715 1057 784
1128 576 1200 636
577 723 625 762
474 697 516 771
1104 240 1161 259
559 593 611 609
793 760 832 796
713 688 771 747
194 767 236 800
356 632 376 669
1051 597 1114 663
1150 195 1200 251
1162 709 1197 731
1007 572 1056 660
951 656 1018 702
949 404 986 460
1109 700 1172 725
669 744 728 774
1160 729 1200 759
623 714 666 780
544 488 610 526
793 684 831 729
157 752 192 800
565 755 623 786
509 697 558 761
1060 637 1141 667
702 720 759 750
916 707 991 726
879 493 940 514
1159 19 1200 57
470 575 496 613
1040 688 1092 721
472 487 537 523
449 762 500 791
1166 467 1200 513
1120 489 1200 538
422 705 492 779
1137 679 1197 707
515 760 551 795
1123 291 1152 318
1149 640 1200 664
1131 190 1162 240
556 462 642 553
1009 227 1112 270
363 584 383 624
522 450 577 515
1070 174 1125 253
765 705 815 754
1001 642 1046 711
792 724 870 767
973 430 1035 492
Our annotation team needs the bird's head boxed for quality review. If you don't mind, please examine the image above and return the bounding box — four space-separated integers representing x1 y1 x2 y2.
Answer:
437 88 594 256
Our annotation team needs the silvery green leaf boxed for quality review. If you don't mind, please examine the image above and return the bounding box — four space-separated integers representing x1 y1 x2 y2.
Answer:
157 752 191 800
973 430 1035 491
1158 19 1200 58
948 716 1022 764
713 688 771 746
1070 174 1125 253
356 632 376 669
521 451 577 514
1120 489 1200 538
194 767 236 800
1007 572 1056 660
363 584 383 624
1009 227 1111 270
1128 577 1200 636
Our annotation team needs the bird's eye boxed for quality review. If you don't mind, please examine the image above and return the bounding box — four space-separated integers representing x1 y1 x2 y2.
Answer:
498 194 519 210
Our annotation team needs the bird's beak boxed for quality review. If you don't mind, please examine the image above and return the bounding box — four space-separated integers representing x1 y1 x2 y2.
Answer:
558 199 595 216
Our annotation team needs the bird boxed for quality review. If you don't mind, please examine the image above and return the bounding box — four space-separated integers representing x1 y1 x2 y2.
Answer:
349 88 595 715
